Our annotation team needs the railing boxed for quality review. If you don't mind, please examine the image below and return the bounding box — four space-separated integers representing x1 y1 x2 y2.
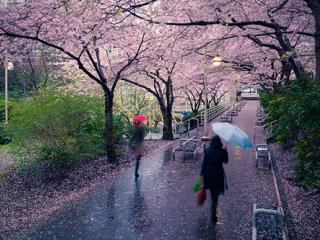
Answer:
173 101 231 138
173 117 199 138
172 137 205 160
199 104 228 126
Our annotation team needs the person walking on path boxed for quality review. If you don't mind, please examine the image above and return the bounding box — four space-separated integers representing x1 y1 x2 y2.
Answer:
200 135 229 224
129 119 145 181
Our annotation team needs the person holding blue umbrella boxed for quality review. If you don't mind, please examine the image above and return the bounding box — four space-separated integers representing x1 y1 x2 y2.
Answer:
200 135 229 224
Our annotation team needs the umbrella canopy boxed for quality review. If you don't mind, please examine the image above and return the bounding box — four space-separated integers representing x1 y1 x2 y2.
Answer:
212 122 253 149
133 114 147 122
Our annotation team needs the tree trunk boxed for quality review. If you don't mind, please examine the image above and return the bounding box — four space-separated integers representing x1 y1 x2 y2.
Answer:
315 22 320 82
158 100 174 140
162 111 174 140
104 90 117 163
312 1 320 82
306 0 320 82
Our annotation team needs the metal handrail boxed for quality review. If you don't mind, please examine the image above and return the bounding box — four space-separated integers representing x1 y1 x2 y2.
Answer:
173 117 199 138
200 103 229 125
173 100 232 138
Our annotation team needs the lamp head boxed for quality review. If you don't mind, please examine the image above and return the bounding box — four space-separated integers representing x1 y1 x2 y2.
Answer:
212 56 222 67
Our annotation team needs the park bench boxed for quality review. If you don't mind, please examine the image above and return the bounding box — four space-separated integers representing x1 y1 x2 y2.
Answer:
257 104 263 111
219 113 232 123
252 203 285 240
256 110 264 118
239 100 246 107
255 113 269 126
235 104 241 112
228 108 238 116
255 144 271 169
263 120 277 142
256 104 266 118
172 137 206 160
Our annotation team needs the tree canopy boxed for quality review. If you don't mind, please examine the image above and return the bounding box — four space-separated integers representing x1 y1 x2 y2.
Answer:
0 0 317 163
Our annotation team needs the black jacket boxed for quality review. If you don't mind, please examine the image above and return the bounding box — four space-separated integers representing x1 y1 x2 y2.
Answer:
130 126 145 146
201 146 228 193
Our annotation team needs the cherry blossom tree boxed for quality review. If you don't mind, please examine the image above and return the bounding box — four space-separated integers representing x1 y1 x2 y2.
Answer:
2 0 315 160
124 0 316 86
121 25 216 140
122 59 177 140
304 0 320 81
10 47 65 94
0 1 154 163
177 80 204 116
114 83 150 124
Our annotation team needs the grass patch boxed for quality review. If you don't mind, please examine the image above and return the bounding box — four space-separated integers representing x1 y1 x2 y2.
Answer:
0 143 12 152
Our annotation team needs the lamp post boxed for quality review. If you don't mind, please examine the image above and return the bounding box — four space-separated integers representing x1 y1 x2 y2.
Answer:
145 95 154 139
234 75 242 103
4 60 13 124
201 56 222 141
4 59 8 124
3 0 8 123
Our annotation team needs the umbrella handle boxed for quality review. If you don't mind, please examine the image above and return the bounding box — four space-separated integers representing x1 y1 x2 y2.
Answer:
224 142 229 150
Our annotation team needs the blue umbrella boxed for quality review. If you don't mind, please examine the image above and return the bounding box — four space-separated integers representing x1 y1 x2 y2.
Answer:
212 122 253 149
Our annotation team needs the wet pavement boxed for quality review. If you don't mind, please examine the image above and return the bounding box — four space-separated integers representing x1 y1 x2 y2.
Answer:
11 100 278 240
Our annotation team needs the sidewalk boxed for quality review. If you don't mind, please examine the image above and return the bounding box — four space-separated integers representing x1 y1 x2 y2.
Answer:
12 100 278 240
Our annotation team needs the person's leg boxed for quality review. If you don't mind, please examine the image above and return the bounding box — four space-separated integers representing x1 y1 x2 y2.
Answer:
134 145 142 180
135 154 141 180
210 190 219 223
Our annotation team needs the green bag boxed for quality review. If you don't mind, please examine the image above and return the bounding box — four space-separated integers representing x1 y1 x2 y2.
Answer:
193 176 202 192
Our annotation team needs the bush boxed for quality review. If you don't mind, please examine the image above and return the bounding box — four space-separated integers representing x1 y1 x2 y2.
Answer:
0 99 17 144
295 137 320 188
261 75 320 188
5 90 106 167
0 123 10 144
112 114 132 141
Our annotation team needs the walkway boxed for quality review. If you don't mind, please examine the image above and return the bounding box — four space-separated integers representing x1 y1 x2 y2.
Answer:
12 100 278 240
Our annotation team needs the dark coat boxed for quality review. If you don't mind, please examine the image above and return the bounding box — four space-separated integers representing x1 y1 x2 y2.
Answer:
201 146 228 194
129 126 145 147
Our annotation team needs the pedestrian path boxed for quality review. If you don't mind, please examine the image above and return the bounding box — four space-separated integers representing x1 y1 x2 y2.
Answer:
12 100 278 240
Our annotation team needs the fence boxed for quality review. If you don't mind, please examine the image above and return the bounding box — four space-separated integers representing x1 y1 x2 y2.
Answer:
173 100 231 138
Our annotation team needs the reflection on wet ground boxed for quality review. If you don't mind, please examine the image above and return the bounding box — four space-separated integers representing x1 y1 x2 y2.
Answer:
12 100 277 240
128 182 152 233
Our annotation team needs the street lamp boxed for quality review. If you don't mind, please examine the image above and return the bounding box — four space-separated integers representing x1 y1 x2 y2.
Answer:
201 56 222 141
4 59 13 124
3 0 8 123
145 95 154 139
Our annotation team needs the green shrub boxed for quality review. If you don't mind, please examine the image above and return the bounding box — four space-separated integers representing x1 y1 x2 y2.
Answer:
5 90 106 167
151 125 162 133
261 75 320 188
295 137 320 189
0 99 18 144
0 123 10 144
112 114 132 141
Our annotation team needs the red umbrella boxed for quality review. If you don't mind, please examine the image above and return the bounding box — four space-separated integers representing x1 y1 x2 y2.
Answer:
133 114 147 122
